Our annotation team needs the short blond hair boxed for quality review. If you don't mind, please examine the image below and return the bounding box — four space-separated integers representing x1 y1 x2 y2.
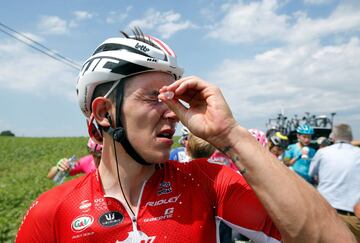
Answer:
187 133 216 159
330 124 353 142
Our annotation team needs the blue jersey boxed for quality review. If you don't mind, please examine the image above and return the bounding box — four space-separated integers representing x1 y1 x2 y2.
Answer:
169 147 190 162
284 143 316 182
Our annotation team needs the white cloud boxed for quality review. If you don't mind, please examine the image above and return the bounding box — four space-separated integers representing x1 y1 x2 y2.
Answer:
69 11 94 28
73 10 93 21
37 16 69 35
208 38 360 121
207 0 360 45
304 0 335 5
106 6 132 24
287 4 360 44
128 9 195 39
0 39 78 101
207 0 288 43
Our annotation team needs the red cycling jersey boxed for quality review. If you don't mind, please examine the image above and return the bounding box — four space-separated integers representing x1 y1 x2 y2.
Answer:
16 159 281 243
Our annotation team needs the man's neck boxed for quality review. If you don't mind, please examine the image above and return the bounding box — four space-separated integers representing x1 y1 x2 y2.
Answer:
334 139 350 144
98 142 155 207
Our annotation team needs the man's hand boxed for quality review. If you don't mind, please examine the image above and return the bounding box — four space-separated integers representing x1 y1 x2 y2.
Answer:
158 76 237 147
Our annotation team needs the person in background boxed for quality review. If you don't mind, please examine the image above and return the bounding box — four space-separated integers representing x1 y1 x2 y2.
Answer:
316 136 333 149
186 132 216 159
266 130 289 158
309 124 360 241
47 138 102 179
209 129 267 171
16 28 355 242
169 126 191 162
283 124 316 183
351 140 360 148
248 128 268 147
355 200 360 219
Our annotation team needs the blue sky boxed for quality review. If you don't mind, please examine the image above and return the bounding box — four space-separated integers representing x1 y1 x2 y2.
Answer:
0 0 359 138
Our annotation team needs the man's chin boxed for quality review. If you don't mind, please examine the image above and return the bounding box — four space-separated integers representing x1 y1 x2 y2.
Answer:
143 151 170 164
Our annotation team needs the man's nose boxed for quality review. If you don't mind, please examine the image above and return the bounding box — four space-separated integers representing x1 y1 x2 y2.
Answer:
163 107 179 122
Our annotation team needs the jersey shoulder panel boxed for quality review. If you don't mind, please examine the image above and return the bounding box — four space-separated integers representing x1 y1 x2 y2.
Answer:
16 174 94 242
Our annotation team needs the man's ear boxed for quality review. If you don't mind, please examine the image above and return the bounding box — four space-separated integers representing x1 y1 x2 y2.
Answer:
92 97 113 127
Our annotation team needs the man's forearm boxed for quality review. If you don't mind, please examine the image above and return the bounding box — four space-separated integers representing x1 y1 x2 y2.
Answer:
215 125 355 242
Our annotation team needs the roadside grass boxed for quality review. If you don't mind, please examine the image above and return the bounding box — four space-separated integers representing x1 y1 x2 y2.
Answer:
0 136 180 242
0 137 88 242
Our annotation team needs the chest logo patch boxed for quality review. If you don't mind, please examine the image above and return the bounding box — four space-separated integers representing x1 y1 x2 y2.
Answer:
157 181 172 195
99 211 124 227
71 215 94 232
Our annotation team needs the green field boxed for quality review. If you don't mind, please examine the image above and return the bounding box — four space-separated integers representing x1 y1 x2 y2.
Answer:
0 136 180 242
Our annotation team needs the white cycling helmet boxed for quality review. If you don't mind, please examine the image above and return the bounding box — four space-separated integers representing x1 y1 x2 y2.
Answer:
76 30 184 118
178 126 190 146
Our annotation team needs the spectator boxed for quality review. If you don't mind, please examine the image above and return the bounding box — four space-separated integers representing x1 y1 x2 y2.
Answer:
248 128 268 147
283 124 316 183
316 136 333 149
266 130 289 158
187 132 216 159
309 124 360 241
351 140 360 148
355 200 360 219
169 126 191 162
47 138 102 180
209 129 268 170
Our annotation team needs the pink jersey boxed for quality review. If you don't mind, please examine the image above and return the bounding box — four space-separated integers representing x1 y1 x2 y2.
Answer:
16 159 281 242
69 155 96 176
209 151 238 171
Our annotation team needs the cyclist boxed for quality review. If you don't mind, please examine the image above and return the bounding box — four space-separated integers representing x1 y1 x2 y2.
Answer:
16 28 355 242
169 126 190 162
283 124 316 182
248 128 268 147
266 130 289 158
47 138 102 180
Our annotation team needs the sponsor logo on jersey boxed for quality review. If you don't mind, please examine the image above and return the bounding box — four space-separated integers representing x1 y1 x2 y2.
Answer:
116 230 156 243
157 188 172 195
72 231 95 240
71 215 94 232
143 207 174 223
79 200 92 212
145 194 181 207
98 211 124 227
94 197 110 211
157 181 172 195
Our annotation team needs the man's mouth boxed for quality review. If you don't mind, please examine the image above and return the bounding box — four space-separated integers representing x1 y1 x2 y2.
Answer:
156 129 175 139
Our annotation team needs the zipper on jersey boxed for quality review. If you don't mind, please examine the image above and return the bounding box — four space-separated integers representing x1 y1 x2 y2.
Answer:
131 180 147 231
105 179 148 232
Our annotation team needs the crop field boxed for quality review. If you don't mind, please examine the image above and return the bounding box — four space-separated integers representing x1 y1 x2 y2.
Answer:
0 136 181 242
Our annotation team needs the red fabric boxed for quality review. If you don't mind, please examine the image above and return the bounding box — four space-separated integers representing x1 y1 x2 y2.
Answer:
16 159 280 242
